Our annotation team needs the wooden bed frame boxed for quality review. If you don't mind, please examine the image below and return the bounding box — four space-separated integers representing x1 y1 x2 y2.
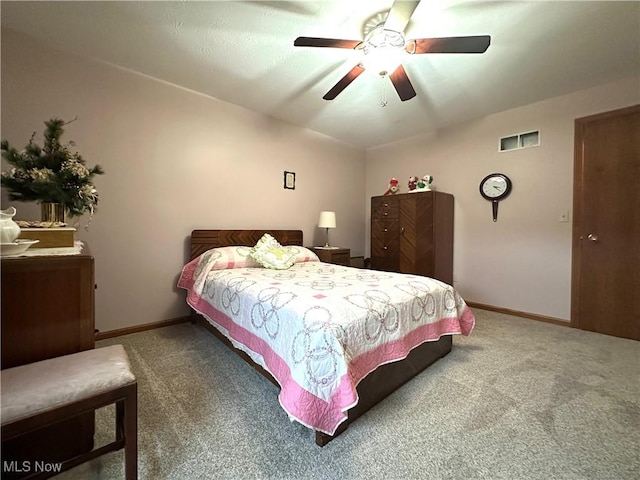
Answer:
188 229 453 446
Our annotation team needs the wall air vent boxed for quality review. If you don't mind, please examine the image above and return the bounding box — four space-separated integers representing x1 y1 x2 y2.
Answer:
499 130 540 152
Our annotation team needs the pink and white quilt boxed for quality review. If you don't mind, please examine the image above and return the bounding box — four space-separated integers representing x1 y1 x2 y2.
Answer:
178 256 475 435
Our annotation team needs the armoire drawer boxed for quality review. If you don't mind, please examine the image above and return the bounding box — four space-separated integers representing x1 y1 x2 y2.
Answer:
371 196 399 219
371 220 399 258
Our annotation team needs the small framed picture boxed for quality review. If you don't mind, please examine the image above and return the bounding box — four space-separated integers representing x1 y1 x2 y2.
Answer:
284 171 296 190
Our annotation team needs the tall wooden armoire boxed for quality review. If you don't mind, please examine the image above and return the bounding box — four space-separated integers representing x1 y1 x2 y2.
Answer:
370 190 454 284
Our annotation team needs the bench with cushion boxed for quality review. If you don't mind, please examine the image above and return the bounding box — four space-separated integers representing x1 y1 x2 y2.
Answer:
1 344 137 479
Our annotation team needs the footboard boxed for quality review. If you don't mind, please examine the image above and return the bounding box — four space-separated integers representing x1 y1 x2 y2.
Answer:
197 312 452 446
315 335 452 446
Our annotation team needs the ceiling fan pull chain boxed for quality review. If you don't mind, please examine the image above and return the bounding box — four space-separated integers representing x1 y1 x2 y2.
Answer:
380 76 388 107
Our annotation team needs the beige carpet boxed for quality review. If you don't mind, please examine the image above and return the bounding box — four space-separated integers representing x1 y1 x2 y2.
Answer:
59 308 640 479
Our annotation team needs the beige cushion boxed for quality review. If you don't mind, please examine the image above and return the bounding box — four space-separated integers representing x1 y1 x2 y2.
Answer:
1 344 136 425
250 233 296 270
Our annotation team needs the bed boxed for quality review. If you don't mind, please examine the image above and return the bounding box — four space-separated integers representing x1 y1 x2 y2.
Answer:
179 229 475 446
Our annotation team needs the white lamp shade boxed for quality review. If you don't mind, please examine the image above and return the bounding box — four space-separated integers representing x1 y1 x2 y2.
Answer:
318 211 336 229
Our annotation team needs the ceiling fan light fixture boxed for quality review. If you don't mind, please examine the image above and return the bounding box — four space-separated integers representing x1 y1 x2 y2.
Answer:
361 47 404 77
362 26 406 76
363 26 405 50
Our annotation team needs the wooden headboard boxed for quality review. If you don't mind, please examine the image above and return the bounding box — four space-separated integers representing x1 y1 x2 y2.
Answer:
190 229 304 260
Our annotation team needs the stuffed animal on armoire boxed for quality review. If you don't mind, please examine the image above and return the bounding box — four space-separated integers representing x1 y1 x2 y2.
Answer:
408 176 418 191
416 175 434 191
384 178 400 195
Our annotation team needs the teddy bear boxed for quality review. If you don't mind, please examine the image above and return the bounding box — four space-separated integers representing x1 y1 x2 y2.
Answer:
408 176 418 191
384 178 400 195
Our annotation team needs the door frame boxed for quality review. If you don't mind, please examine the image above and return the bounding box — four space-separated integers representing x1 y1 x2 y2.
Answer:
570 104 640 329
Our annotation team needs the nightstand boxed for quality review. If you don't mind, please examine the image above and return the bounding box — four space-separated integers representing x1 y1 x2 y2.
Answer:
311 247 351 266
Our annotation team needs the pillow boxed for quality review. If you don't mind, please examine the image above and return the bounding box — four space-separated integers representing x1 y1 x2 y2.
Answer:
195 246 261 273
250 233 296 270
179 245 259 283
285 246 320 263
177 245 262 295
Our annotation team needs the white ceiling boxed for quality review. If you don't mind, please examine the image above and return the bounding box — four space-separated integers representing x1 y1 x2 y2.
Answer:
2 1 639 148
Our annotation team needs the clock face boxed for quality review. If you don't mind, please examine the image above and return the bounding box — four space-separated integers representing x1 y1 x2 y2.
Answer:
480 173 512 200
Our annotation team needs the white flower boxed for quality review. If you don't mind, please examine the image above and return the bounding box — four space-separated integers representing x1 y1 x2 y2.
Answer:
28 168 53 181
79 184 98 202
62 159 90 178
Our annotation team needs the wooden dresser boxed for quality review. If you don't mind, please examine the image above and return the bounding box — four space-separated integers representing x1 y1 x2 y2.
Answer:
370 191 454 284
1 245 96 474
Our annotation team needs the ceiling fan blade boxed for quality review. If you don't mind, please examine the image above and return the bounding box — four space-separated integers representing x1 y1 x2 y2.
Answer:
383 0 420 33
323 64 366 100
389 64 416 102
294 37 362 49
407 35 491 54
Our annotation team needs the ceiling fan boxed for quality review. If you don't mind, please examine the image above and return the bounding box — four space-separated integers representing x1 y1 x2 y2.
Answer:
293 0 491 102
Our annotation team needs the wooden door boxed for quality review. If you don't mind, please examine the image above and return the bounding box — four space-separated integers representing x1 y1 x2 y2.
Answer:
571 105 640 340
399 192 434 276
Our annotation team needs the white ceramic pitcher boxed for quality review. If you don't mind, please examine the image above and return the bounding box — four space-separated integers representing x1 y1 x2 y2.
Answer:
1 206 21 244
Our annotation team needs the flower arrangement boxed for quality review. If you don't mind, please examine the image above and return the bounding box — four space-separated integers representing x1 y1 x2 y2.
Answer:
0 117 104 217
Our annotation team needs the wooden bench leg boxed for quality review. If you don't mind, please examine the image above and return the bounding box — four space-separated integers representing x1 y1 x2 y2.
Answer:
124 383 138 480
1 345 137 478
116 400 125 441
2 384 138 479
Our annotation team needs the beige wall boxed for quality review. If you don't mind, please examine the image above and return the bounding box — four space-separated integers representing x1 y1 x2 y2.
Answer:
4 27 639 331
1 29 366 332
366 76 640 320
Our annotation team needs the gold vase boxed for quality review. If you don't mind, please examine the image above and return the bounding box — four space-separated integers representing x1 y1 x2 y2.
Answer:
40 203 66 223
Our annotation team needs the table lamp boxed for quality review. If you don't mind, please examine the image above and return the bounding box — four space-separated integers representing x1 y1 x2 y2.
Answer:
318 211 337 249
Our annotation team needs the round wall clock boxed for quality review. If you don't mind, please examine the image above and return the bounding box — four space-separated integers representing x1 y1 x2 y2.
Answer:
479 173 512 222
